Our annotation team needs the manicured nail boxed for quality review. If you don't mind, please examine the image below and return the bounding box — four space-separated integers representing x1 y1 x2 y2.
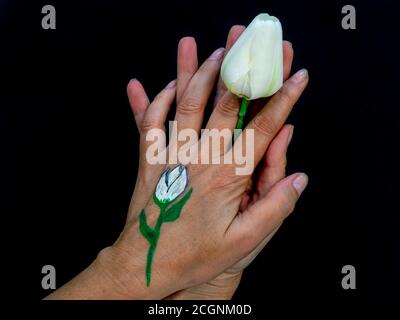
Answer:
210 48 225 60
166 79 177 89
293 173 308 195
287 125 294 145
292 68 308 83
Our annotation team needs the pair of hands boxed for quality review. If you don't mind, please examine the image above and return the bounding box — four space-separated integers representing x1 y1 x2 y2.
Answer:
47 25 309 300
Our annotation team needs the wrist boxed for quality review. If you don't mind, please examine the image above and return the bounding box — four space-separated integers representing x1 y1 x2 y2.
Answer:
93 244 149 299
98 239 182 299
166 271 243 300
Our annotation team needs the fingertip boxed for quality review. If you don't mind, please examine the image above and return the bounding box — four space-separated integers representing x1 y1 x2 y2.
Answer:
291 68 309 84
127 78 149 115
226 25 246 48
127 78 144 94
127 78 137 91
283 40 293 48
178 36 197 53
283 41 294 60
283 41 294 80
165 79 177 89
292 173 308 195
229 25 246 36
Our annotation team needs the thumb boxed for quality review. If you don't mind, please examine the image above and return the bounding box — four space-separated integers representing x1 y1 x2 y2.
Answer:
228 173 308 251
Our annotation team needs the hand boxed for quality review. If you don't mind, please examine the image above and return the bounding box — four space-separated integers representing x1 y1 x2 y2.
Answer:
47 26 309 300
127 26 304 299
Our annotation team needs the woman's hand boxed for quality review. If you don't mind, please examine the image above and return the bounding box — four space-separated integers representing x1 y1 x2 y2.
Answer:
46 26 309 300
126 26 307 300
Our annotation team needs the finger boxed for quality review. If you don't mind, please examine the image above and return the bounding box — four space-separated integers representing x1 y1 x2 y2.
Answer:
248 40 294 120
127 79 150 131
208 41 294 137
140 80 176 148
227 173 308 252
256 124 293 199
232 68 308 169
283 41 294 81
214 25 246 105
177 37 198 104
205 90 240 133
173 47 225 142
239 125 292 211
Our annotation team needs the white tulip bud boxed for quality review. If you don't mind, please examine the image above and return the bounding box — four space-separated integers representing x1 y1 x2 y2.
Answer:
221 13 283 100
155 164 188 203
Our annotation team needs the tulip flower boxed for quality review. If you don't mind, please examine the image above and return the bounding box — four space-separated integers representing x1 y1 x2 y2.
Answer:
139 164 193 286
155 164 188 203
221 13 283 129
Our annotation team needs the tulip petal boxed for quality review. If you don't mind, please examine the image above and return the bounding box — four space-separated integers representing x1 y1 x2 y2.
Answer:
221 13 283 100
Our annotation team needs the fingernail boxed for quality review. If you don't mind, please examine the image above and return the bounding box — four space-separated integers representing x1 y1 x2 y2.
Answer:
292 68 308 83
287 125 294 145
129 78 137 83
210 47 225 60
292 173 308 195
166 79 177 89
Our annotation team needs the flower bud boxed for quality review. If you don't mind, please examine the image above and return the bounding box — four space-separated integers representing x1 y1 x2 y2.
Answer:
221 13 283 100
155 164 188 203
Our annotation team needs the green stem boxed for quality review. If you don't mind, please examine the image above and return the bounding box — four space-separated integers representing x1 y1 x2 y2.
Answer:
236 98 249 129
145 208 164 287
146 245 155 287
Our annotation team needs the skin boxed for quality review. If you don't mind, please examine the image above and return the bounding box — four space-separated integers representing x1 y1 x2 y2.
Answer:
46 25 309 300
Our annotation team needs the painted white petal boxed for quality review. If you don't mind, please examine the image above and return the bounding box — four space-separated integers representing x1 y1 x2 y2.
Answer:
165 167 187 202
167 165 183 186
155 170 169 201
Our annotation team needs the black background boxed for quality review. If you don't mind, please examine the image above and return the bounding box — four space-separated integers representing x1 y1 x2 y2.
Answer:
2 0 399 306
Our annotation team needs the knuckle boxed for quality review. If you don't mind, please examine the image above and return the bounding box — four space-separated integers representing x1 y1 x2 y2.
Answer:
199 60 216 73
216 95 239 117
177 95 203 115
153 91 165 102
140 116 161 132
208 165 240 189
237 228 258 253
253 112 278 137
277 188 298 214
276 85 294 105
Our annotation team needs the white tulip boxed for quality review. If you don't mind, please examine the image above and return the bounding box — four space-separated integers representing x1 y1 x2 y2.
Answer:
221 13 283 100
155 164 188 203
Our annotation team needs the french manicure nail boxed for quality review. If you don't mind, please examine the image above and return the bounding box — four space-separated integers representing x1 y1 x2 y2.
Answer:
210 48 225 60
292 173 308 195
292 68 308 83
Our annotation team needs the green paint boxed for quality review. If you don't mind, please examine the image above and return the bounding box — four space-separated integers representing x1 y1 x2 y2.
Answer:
236 98 249 129
139 187 193 286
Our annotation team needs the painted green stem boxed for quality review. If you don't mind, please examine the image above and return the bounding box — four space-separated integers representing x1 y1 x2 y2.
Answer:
145 244 156 287
140 188 193 287
236 98 249 129
145 209 164 287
